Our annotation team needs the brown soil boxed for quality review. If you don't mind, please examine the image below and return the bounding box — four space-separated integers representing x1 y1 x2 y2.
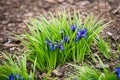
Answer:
0 0 120 79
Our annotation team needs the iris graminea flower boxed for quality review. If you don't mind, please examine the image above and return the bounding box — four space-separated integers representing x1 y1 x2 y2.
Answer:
115 67 120 79
59 45 64 51
76 28 87 41
9 74 24 80
64 36 69 43
9 74 14 80
46 39 64 51
71 25 76 32
48 41 57 51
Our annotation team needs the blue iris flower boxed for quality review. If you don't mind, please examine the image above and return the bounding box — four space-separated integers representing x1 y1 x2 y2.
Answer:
115 67 120 73
59 45 64 51
9 74 25 80
117 74 120 79
46 39 65 51
75 28 87 41
9 74 14 80
71 25 76 32
64 36 69 43
49 42 55 50
75 35 80 41
47 41 58 50
81 28 87 38
115 67 120 79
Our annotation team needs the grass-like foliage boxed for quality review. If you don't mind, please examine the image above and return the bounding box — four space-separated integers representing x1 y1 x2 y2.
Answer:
65 64 117 80
0 53 35 80
95 37 111 59
22 11 111 72
66 55 118 80
116 42 120 54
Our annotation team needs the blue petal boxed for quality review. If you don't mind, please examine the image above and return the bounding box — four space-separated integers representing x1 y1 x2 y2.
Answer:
50 44 57 51
50 46 55 50
59 45 64 51
48 41 52 46
117 73 120 79
64 36 68 42
115 67 120 73
54 44 58 49
75 35 79 41
16 74 20 79
71 25 76 31
21 78 24 80
81 28 87 36
77 30 82 36
9 74 14 80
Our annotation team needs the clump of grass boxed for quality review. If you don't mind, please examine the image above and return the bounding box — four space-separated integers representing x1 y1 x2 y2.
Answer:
95 37 111 59
116 42 120 54
22 11 111 72
65 55 118 80
0 53 36 80
65 64 117 80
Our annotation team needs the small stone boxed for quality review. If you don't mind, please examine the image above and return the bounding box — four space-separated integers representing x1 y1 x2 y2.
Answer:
96 63 109 68
44 0 57 3
2 20 9 24
24 12 33 17
8 23 15 27
58 0 64 3
4 38 12 46
106 31 112 36
52 69 62 77
9 47 16 51
80 1 90 6
112 6 120 14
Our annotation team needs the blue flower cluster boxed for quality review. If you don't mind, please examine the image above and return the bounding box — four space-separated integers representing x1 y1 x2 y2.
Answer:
71 25 87 41
46 40 64 51
9 74 24 80
46 25 87 51
115 67 120 79
71 25 76 32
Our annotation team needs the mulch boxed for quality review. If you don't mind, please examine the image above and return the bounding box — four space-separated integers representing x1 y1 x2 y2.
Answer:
0 0 120 79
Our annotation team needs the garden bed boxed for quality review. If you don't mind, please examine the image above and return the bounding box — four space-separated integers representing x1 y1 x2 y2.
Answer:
0 0 120 80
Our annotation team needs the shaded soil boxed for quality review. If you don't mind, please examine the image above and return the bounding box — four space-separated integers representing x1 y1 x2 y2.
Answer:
0 0 120 53
0 0 120 79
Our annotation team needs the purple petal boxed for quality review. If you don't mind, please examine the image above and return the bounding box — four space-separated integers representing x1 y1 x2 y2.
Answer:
71 25 76 32
117 74 120 79
75 37 79 41
75 35 81 41
50 45 55 50
81 28 87 36
77 30 82 36
54 44 58 49
64 36 68 42
9 74 14 80
59 45 64 51
115 67 120 73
